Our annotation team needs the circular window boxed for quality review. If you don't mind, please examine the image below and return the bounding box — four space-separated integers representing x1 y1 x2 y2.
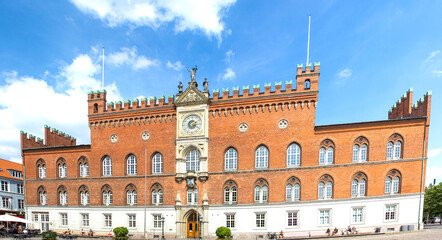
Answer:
141 131 150 141
278 119 288 129
110 134 118 143
239 123 249 132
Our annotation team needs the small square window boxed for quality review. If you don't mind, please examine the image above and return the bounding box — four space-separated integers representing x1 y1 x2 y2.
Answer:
255 213 266 228
319 209 331 226
287 211 299 227
385 204 398 221
226 213 235 229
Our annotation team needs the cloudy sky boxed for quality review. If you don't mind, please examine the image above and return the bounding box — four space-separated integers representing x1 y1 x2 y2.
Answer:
0 1 441 185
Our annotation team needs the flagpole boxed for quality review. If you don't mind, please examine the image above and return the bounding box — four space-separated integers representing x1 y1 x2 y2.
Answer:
102 47 105 89
306 14 311 65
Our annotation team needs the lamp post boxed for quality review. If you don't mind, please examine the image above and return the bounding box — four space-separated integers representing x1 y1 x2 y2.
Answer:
161 215 165 240
198 215 203 240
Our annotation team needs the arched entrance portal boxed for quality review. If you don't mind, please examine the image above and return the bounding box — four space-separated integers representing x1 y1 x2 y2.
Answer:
187 212 200 238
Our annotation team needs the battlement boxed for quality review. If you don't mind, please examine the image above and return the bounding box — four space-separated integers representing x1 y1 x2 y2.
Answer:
388 88 432 125
211 63 320 100
20 126 76 150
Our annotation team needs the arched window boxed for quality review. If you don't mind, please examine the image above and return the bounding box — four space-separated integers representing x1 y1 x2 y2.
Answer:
319 139 334 165
187 189 198 205
286 177 301 201
125 184 137 205
318 175 333 200
186 149 200 172
353 137 369 163
103 156 112 176
78 157 89 177
127 154 137 175
102 185 112 206
287 143 301 167
37 159 46 179
255 146 269 168
152 153 163 174
385 169 401 194
254 179 269 203
151 183 163 205
57 158 67 178
225 148 238 170
93 103 98 113
58 186 68 206
37 186 47 205
387 134 404 160
304 79 311 89
79 185 89 206
351 172 367 197
223 180 238 204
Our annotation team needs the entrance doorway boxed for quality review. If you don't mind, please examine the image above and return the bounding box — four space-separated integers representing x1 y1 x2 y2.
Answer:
187 212 200 238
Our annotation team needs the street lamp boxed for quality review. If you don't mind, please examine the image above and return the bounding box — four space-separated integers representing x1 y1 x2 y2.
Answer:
161 215 165 240
198 215 203 240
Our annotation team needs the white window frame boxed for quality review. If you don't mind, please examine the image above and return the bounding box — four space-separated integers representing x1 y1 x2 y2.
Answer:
1 181 9 192
103 156 112 176
187 189 198 205
186 150 200 172
60 213 68 226
225 213 236 229
104 214 112 228
225 148 238 170
81 213 89 227
153 214 163 229
287 143 301 167
286 210 300 228
255 146 269 169
18 199 24 209
152 153 163 174
351 207 365 224
1 197 11 209
319 147 333 165
127 155 137 175
254 212 266 229
318 209 331 226
18 184 24 194
39 165 46 179
127 190 137 205
80 163 89 177
128 214 136 228
384 204 398 222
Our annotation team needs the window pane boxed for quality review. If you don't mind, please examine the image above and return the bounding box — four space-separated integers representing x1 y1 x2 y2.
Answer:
361 144 367 161
318 183 324 199
319 148 325 165
186 150 200 172
394 142 401 159
326 182 332 198
262 186 268 201
351 180 358 197
359 179 366 196
153 153 163 174
127 155 137 175
326 147 333 164
224 188 230 203
286 184 292 201
287 144 301 167
393 177 399 193
254 186 260 202
255 146 269 168
353 145 359 162
387 142 393 159
294 184 300 200
385 177 392 194
231 187 237 203
225 148 238 170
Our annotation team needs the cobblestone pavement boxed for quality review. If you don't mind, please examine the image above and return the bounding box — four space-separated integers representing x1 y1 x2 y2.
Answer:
327 224 442 240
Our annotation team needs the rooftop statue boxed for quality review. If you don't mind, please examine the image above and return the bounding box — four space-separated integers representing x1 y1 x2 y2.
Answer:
187 66 198 82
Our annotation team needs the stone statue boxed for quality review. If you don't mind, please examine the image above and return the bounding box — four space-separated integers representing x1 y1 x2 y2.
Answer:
203 78 209 92
178 81 183 94
187 66 197 82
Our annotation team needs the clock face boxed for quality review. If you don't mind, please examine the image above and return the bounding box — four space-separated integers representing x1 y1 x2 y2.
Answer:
182 114 202 135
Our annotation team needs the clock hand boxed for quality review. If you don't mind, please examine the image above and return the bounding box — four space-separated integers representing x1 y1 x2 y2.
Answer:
191 122 197 126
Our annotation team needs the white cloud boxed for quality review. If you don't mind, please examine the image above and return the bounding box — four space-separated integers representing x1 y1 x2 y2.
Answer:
107 47 159 70
429 148 442 158
70 0 237 41
218 67 236 81
432 70 442 76
166 61 184 71
426 166 442 186
426 50 440 62
336 68 352 79
0 50 122 163
225 50 234 63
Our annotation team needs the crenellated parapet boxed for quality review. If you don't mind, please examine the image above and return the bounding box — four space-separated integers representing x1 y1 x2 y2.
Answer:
89 113 177 129
210 63 320 100
88 89 176 115
20 125 76 151
388 88 432 125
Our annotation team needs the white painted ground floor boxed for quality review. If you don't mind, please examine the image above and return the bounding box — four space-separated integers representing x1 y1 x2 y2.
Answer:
27 193 423 239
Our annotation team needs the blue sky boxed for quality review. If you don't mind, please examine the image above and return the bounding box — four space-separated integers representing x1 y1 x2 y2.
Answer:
0 0 441 185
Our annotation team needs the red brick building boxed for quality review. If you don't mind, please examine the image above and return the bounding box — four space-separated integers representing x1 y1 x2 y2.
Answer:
21 63 431 238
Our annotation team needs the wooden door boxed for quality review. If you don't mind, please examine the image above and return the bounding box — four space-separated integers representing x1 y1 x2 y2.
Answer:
187 212 200 238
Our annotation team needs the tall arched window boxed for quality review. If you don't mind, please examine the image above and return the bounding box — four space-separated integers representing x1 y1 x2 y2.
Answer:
125 184 137 205
151 183 164 205
385 169 401 194
37 159 46 179
37 186 47 205
287 143 301 167
58 185 68 206
79 185 89 206
152 153 163 174
127 154 137 175
187 189 198 205
304 79 311 89
186 149 200 172
78 157 89 177
353 137 369 163
223 180 238 204
225 148 238 170
286 177 301 201
319 139 334 165
387 134 404 160
351 172 367 197
318 175 333 199
254 179 269 203
56 158 67 178
255 146 269 168
102 185 112 206
103 156 112 176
